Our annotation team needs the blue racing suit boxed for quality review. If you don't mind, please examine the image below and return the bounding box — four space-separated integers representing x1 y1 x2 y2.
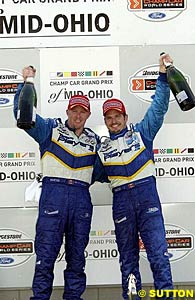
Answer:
14 84 106 300
98 73 173 300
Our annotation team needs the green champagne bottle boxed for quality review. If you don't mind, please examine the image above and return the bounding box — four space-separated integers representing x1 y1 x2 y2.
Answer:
161 53 195 111
17 76 37 129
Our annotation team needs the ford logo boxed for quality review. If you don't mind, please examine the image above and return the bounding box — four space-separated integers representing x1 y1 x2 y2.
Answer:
0 97 10 105
148 12 166 20
0 257 14 264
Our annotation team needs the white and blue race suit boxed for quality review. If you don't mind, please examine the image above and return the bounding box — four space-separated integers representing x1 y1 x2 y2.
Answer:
14 84 107 300
98 74 173 300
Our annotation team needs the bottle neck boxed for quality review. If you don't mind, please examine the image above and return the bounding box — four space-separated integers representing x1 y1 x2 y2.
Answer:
25 77 34 83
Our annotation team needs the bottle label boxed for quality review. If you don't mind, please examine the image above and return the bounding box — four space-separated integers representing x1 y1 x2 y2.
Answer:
176 90 188 103
26 77 34 84
32 107 36 122
17 109 21 120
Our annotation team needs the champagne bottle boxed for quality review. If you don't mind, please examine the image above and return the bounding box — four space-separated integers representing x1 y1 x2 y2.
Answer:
160 52 195 111
17 75 37 129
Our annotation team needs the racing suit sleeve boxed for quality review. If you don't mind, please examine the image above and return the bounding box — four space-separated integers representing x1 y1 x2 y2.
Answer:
91 155 109 185
13 83 54 145
91 136 109 185
136 72 170 141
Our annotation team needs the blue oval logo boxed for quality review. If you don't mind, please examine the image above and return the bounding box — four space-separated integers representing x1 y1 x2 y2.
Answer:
148 12 166 20
0 257 14 264
0 98 10 105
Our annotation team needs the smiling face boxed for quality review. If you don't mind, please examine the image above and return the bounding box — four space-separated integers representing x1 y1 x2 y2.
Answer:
104 109 128 134
66 105 91 135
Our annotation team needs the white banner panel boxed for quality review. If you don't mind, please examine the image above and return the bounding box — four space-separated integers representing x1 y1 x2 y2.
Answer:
120 45 195 125
39 47 120 126
0 128 41 207
0 1 113 48
154 123 195 203
0 208 37 288
0 0 195 48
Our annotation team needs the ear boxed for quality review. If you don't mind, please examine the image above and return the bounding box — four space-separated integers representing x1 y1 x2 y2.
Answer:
66 109 69 116
125 114 128 123
87 111 91 119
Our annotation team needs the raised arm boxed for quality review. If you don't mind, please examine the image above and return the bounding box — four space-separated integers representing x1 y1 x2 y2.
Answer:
13 67 54 145
136 53 173 140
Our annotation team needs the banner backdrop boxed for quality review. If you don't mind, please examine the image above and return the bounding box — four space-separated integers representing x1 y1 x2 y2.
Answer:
154 123 195 203
0 0 195 48
39 47 120 126
0 128 41 207
0 41 195 289
1 45 195 208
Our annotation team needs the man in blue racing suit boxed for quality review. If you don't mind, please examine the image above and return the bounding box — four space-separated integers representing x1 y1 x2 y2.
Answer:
98 54 174 300
14 66 106 300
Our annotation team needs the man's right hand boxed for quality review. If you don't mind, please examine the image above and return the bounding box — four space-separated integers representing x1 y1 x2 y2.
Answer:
159 53 173 73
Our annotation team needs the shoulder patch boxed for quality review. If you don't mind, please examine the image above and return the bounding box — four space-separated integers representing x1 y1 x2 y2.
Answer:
100 136 112 152
84 127 96 137
53 118 62 128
